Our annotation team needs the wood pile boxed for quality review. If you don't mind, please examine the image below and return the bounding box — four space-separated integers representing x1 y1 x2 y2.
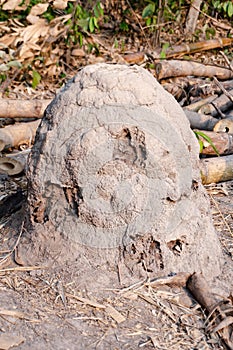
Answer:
1 57 233 185
1 38 233 182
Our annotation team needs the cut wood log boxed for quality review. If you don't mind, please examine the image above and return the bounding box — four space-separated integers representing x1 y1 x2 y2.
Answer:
199 88 233 117
195 129 233 155
155 60 233 80
214 119 233 133
0 120 40 151
0 99 51 118
184 110 218 130
0 150 30 175
200 154 233 184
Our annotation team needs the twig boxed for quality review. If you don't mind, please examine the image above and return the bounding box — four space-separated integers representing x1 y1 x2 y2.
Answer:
213 76 233 104
0 266 46 273
219 50 233 72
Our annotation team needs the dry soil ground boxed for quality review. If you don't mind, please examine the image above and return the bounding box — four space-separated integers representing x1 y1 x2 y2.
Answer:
0 175 233 350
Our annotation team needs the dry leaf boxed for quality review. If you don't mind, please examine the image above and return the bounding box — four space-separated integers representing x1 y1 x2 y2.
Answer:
105 305 126 323
2 0 22 10
21 20 48 42
53 0 68 10
0 334 25 350
29 3 49 16
26 14 42 25
71 48 86 57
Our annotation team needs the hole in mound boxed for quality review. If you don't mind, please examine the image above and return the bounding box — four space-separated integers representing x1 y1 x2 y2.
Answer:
124 235 164 272
167 239 183 256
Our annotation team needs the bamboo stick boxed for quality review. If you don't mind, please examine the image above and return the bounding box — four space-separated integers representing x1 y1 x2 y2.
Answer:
0 150 30 175
149 38 233 60
214 119 233 133
200 154 233 184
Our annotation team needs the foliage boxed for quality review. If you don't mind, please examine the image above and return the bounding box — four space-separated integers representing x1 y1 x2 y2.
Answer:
141 0 186 25
194 130 219 156
66 1 103 45
212 0 233 18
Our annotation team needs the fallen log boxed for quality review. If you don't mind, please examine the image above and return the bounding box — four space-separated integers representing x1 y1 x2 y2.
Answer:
200 154 233 184
155 60 233 80
0 120 40 151
0 149 30 175
195 129 233 155
184 110 218 130
0 99 51 118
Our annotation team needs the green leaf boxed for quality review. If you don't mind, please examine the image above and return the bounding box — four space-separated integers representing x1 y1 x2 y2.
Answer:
223 1 228 12
228 2 233 17
142 3 155 18
93 16 98 28
94 1 103 18
146 17 151 26
199 140 204 153
32 70 41 89
89 17 95 32
194 130 219 155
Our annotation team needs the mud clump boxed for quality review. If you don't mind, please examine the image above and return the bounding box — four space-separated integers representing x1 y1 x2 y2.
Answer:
26 63 223 283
